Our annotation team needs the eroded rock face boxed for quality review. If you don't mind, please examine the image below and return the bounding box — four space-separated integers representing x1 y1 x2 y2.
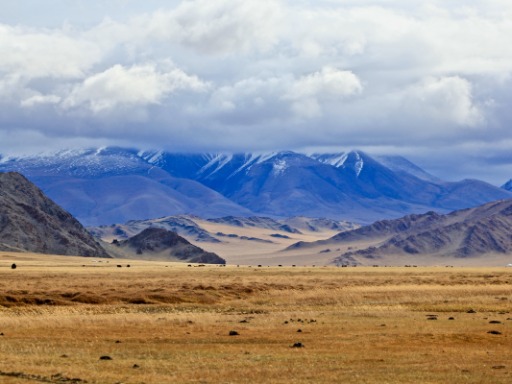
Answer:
0 172 110 257
118 227 225 264
328 198 512 264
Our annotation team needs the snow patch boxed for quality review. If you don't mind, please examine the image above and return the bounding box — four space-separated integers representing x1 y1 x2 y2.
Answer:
148 150 164 164
272 159 288 175
325 153 348 167
354 151 364 177
308 152 348 168
95 147 107 156
199 154 234 176
233 152 278 175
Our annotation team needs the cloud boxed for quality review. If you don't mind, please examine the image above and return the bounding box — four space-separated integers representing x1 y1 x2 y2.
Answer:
20 94 61 108
62 63 208 113
404 76 484 128
285 67 363 118
1 0 512 183
0 24 100 80
208 67 362 123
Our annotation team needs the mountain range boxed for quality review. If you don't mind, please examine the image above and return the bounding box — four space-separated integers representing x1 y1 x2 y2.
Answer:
288 199 512 266
104 227 226 264
1 147 510 226
89 215 356 244
0 172 225 264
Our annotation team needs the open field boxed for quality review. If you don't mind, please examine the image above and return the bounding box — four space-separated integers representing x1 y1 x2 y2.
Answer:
0 252 511 383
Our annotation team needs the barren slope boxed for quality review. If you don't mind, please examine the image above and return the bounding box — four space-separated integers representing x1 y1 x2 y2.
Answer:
0 172 109 257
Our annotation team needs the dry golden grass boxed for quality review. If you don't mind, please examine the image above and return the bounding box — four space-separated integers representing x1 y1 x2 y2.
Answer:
0 252 511 383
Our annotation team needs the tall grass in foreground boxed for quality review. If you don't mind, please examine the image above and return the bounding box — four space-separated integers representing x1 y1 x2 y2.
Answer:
0 264 511 383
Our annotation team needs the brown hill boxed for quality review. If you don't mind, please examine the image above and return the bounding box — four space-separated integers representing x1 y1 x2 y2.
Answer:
286 199 512 265
107 227 225 264
332 199 512 264
0 172 110 257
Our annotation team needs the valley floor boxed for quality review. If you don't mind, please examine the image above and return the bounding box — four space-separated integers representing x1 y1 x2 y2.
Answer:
0 253 511 383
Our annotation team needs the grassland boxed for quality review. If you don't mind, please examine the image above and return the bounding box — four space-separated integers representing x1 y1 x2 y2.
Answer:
0 252 511 383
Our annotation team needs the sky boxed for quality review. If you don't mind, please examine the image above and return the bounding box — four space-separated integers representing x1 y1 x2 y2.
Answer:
1 0 512 185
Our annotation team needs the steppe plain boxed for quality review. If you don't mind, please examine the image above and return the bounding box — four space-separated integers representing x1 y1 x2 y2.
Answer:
0 251 511 384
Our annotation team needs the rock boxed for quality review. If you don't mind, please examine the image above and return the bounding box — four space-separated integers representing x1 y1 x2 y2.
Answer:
99 355 113 360
229 330 239 336
116 228 225 264
0 172 110 258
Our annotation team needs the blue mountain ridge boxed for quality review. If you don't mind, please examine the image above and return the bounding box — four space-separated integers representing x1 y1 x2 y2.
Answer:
0 147 510 226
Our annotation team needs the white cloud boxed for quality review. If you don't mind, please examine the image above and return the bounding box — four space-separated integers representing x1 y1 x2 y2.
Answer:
2 0 512 183
286 67 363 118
406 76 484 127
288 67 363 100
20 94 61 108
62 63 209 113
146 0 282 54
0 24 100 80
208 67 362 122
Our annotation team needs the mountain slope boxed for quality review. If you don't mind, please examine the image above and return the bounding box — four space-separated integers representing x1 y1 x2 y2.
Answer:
89 215 220 243
501 179 512 191
290 199 512 265
105 227 225 264
186 149 511 222
1 147 511 225
0 172 109 257
0 148 253 225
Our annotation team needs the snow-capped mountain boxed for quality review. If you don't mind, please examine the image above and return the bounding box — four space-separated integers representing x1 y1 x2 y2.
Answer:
1 147 510 225
0 148 253 225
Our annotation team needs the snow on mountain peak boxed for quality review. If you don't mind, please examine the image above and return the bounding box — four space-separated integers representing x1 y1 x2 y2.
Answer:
142 150 164 165
309 150 365 176
353 151 364 177
272 158 288 176
199 154 234 176
321 153 348 167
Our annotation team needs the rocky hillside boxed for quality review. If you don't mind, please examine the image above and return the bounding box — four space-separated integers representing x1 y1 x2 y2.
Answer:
300 199 512 265
106 227 225 264
88 215 357 245
0 172 109 257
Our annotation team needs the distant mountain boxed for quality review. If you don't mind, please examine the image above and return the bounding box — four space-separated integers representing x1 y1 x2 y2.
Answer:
0 172 109 257
88 214 348 244
207 216 302 233
289 199 512 265
89 215 220 243
1 147 511 225
145 149 512 222
282 217 360 232
0 148 253 225
502 179 512 191
105 227 225 264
